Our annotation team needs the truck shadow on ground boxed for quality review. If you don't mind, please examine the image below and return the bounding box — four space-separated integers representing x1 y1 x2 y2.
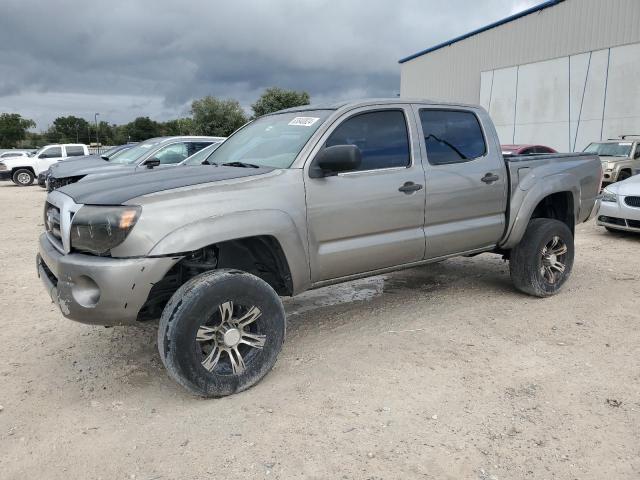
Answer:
59 255 515 396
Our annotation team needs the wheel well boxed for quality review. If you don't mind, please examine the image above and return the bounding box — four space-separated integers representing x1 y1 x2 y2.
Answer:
530 191 574 234
12 166 35 175
138 235 293 321
619 168 632 176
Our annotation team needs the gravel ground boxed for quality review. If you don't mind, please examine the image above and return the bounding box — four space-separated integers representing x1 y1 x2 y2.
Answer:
0 182 638 480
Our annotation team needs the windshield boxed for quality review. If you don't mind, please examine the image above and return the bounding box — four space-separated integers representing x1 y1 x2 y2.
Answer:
583 142 632 157
182 142 223 165
207 110 332 169
109 138 163 164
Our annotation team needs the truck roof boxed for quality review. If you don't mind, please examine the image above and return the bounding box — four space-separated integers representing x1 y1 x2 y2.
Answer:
273 98 483 115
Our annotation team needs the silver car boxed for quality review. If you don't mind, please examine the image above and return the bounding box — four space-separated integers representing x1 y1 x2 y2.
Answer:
597 174 640 233
583 137 640 184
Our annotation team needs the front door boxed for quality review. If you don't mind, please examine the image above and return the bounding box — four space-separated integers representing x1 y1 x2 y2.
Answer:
414 107 507 259
35 146 64 174
304 106 427 282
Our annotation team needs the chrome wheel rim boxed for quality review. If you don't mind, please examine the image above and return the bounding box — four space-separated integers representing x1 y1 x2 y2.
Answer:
17 172 31 184
196 301 266 375
540 236 567 284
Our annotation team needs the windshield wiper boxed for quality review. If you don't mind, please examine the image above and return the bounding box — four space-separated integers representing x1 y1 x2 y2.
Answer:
221 161 260 169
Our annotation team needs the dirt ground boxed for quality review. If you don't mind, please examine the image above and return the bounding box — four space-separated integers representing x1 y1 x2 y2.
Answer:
0 182 638 480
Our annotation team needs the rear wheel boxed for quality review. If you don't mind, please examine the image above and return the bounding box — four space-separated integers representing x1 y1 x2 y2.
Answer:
158 269 286 397
12 169 34 186
509 219 574 297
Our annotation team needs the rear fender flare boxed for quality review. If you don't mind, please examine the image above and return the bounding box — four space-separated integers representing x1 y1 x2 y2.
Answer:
500 173 580 249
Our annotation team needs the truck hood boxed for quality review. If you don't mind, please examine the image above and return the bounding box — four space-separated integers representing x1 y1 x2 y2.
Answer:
57 165 275 205
49 156 127 178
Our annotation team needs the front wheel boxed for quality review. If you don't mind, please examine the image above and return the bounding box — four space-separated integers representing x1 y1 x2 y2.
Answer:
12 169 35 186
509 218 574 297
158 269 286 397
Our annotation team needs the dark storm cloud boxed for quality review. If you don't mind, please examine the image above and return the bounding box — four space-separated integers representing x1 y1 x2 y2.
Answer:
0 0 538 127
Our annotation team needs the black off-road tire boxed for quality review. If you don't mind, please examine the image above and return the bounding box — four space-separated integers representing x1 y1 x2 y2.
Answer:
12 169 35 186
158 269 286 397
509 218 574 297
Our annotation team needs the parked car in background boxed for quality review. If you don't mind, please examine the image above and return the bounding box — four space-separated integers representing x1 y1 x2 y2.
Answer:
36 99 601 397
38 143 139 188
597 174 640 233
0 150 32 159
583 136 640 185
501 144 557 155
0 144 89 186
46 136 224 191
46 140 227 190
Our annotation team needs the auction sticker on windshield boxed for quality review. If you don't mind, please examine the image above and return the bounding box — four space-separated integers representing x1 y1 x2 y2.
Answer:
289 117 320 127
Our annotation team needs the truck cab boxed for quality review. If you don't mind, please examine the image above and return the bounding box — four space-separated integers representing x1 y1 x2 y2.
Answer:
0 144 89 186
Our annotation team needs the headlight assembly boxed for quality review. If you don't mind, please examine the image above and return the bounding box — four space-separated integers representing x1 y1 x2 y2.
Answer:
70 205 141 255
601 189 618 203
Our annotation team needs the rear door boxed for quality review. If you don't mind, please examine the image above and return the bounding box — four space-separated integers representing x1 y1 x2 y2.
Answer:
304 105 427 282
413 106 507 259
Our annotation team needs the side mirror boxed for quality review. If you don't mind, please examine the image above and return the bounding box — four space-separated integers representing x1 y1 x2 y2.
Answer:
101 155 110 161
309 145 362 178
144 158 161 169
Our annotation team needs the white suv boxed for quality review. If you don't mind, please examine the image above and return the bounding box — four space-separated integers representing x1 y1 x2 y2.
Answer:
0 144 88 186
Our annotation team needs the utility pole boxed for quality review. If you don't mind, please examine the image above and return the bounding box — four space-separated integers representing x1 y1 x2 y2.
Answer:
94 113 100 146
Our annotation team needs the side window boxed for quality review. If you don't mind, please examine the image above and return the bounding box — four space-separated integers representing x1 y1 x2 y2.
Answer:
520 148 533 155
40 147 62 159
635 144 640 159
65 146 85 157
325 110 410 171
419 110 487 165
187 142 213 157
153 143 189 164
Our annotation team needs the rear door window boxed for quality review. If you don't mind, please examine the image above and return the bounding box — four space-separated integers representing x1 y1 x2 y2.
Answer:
325 110 410 171
187 142 213 157
65 145 85 157
419 110 487 165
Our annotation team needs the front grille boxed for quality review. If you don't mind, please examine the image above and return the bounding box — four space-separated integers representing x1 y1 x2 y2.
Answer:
44 202 62 243
47 175 81 192
627 219 640 229
624 196 640 208
598 215 626 226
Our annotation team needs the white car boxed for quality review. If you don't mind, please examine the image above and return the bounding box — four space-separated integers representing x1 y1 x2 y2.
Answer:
0 150 31 159
597 175 640 233
0 144 88 186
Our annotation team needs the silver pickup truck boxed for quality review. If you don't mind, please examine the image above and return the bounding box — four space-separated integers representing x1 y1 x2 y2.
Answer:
37 99 602 397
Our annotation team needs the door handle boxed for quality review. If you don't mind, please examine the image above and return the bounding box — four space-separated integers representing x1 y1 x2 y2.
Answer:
481 173 500 184
398 181 423 194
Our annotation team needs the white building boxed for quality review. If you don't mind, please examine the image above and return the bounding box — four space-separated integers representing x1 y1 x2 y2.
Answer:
399 0 640 152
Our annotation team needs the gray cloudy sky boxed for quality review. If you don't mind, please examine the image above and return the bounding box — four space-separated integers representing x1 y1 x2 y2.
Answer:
0 0 538 129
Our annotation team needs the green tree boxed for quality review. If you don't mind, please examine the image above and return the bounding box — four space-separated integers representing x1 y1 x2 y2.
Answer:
0 113 36 148
251 87 310 118
123 117 162 142
48 115 90 143
161 118 194 136
191 97 247 137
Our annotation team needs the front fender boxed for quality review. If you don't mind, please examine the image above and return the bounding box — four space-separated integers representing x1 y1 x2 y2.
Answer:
500 172 580 249
148 209 311 294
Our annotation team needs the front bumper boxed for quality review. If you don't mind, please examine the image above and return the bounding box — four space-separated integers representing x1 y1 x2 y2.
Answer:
596 197 640 233
0 170 12 181
37 233 180 326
